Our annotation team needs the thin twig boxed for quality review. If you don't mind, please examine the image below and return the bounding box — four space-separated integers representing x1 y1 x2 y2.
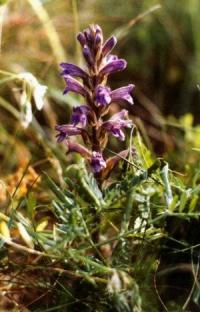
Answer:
0 234 56 258
154 260 168 312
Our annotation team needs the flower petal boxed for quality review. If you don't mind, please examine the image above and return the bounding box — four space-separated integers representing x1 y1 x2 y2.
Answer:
100 59 127 76
91 151 106 173
55 124 82 142
113 129 125 140
111 109 133 127
60 63 88 79
102 109 133 141
67 141 91 159
110 84 134 105
106 55 118 62
33 85 47 110
102 36 117 57
71 105 90 127
63 75 87 97
95 85 111 106
83 45 94 67
77 32 86 46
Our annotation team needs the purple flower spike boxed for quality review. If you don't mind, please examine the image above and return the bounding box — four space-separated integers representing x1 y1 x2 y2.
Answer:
100 59 127 76
71 105 90 127
91 151 106 173
64 76 87 97
110 84 135 105
95 85 111 106
60 63 88 80
102 36 117 57
58 24 135 178
103 109 133 141
55 124 82 143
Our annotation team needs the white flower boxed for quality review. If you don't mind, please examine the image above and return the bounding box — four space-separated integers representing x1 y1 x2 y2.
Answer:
18 72 47 127
33 84 47 110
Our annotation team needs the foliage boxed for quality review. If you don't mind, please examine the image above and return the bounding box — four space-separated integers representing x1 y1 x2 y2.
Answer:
1 128 200 310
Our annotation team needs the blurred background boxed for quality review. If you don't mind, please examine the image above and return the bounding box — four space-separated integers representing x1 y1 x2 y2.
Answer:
1 0 200 179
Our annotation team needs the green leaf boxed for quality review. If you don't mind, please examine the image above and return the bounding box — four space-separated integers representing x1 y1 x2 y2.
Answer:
179 192 188 212
26 192 37 220
189 194 199 212
133 132 153 169
77 161 104 208
45 174 74 207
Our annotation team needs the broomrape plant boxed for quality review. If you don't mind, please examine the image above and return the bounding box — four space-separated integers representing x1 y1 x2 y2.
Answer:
55 24 135 181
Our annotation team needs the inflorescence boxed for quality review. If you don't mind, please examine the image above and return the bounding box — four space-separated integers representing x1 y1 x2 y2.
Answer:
56 24 134 176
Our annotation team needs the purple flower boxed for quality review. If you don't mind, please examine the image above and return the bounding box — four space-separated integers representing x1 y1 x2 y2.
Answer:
95 85 111 106
94 24 103 35
83 45 94 67
94 30 103 47
77 32 86 46
58 24 135 177
102 109 133 141
84 29 93 44
63 75 87 97
102 36 117 57
100 59 127 76
55 124 82 142
94 33 102 47
94 33 103 56
60 63 88 79
91 151 106 173
71 105 90 127
110 84 134 105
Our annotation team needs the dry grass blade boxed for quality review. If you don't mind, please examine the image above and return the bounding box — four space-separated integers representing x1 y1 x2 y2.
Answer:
28 0 66 66
113 4 162 39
